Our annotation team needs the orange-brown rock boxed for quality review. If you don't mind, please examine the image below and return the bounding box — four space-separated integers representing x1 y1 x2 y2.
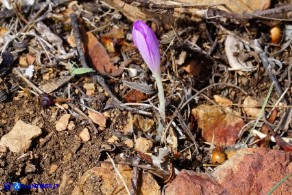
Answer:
166 148 292 194
212 148 292 194
165 170 225 195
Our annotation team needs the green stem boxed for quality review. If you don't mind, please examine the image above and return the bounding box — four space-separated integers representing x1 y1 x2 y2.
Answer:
153 72 165 122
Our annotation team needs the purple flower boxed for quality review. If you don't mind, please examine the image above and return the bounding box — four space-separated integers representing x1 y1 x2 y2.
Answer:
132 20 160 73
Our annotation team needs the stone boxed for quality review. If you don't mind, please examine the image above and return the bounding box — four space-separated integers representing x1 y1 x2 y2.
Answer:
88 110 106 128
0 120 42 153
192 104 244 146
212 148 292 194
55 114 71 131
165 170 225 195
49 164 59 174
79 128 90 142
72 163 160 195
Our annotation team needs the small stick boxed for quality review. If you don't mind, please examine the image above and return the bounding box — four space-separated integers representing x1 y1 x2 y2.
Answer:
70 13 88 68
68 103 98 133
106 153 131 195
20 0 52 33
12 68 44 94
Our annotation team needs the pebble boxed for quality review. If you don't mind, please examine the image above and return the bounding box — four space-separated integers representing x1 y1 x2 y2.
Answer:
79 128 90 142
0 120 42 153
55 114 71 131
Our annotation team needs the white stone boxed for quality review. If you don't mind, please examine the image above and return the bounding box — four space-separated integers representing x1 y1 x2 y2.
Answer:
0 120 42 153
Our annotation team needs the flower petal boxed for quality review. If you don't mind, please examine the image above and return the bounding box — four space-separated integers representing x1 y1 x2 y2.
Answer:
132 20 160 73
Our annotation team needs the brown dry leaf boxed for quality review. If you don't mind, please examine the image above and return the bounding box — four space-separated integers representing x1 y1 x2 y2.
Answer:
214 95 233 106
181 59 203 76
88 110 106 128
39 76 73 93
243 96 261 117
72 163 160 195
85 31 124 76
123 89 149 103
192 105 244 146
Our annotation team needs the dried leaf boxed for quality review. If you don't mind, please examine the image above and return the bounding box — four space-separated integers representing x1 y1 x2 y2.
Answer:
123 89 149 103
84 31 124 76
35 22 66 54
137 151 153 164
39 76 73 93
181 59 203 76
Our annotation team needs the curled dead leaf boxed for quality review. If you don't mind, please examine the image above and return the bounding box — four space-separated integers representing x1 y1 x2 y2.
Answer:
84 31 124 76
123 89 149 103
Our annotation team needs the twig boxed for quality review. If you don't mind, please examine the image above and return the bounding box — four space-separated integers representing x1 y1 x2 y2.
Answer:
106 153 131 195
70 13 89 68
68 103 98 133
93 75 152 116
250 129 292 143
20 0 52 33
12 68 44 94
135 1 292 21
